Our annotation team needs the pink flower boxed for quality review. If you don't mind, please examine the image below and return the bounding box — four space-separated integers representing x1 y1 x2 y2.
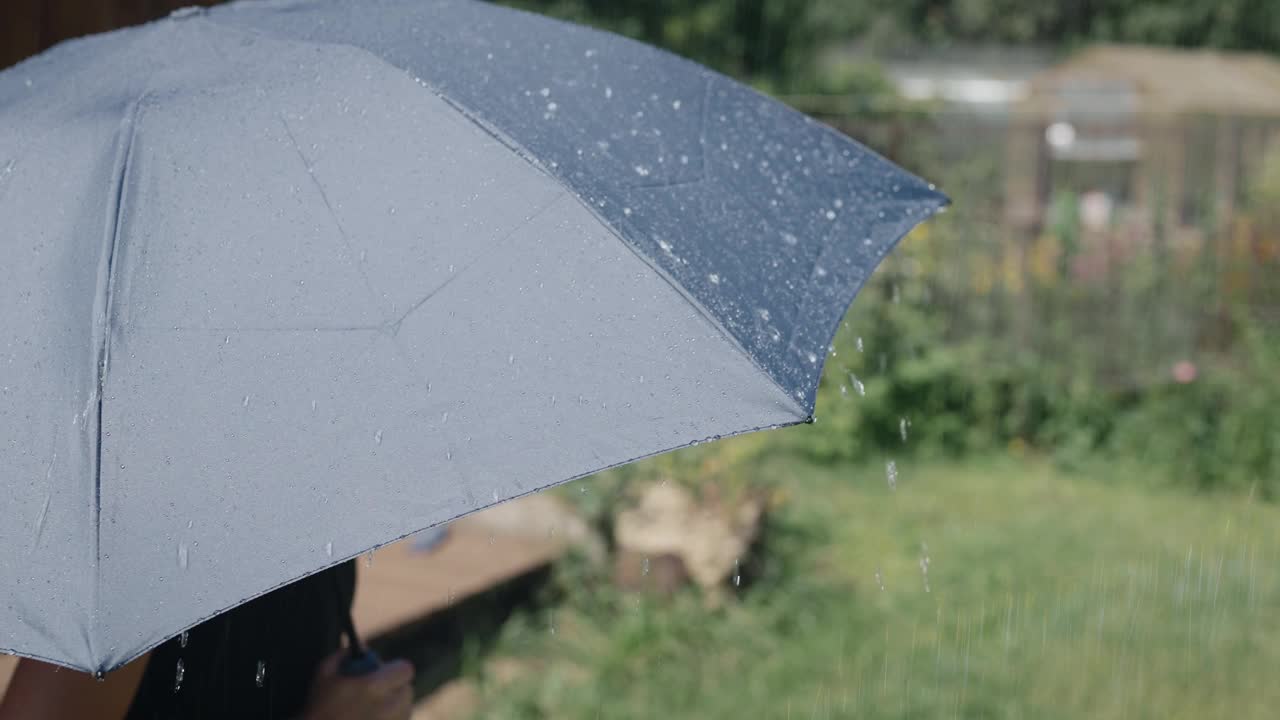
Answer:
1172 361 1198 384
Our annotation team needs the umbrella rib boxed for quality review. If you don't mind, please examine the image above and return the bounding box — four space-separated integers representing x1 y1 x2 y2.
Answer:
277 112 390 324
388 190 570 334
90 93 146 674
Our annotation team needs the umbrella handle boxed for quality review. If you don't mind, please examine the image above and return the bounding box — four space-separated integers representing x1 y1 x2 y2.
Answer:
330 561 382 676
338 647 383 677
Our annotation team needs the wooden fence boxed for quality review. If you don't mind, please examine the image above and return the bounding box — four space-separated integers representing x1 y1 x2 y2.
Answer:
1 0 222 70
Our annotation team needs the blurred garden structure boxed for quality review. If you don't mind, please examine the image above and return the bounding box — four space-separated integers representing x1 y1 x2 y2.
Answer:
794 45 1280 394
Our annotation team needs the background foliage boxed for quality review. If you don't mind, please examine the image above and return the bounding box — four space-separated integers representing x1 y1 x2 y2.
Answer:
508 0 1279 94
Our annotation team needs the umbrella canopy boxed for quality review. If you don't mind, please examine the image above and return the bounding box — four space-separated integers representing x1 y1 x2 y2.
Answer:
0 0 945 675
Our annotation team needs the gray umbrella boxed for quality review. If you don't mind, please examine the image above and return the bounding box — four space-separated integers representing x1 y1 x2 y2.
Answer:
0 0 945 675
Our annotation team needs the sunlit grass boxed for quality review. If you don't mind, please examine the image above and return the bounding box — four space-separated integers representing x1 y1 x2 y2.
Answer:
467 450 1280 719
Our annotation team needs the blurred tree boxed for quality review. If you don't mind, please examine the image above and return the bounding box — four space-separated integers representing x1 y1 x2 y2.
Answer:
824 0 1280 54
504 0 1278 92
503 0 827 90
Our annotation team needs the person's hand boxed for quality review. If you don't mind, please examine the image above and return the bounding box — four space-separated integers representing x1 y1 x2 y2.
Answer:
301 650 414 720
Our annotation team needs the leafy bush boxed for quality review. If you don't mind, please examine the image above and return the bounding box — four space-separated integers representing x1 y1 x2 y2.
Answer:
796 261 1280 498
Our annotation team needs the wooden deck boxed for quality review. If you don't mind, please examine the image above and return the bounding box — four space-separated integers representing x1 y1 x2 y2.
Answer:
1 498 568 705
353 512 565 639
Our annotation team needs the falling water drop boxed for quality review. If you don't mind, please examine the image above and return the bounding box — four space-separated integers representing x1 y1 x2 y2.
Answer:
900 418 910 442
374 429 383 446
642 556 650 576
180 631 189 648
733 558 742 587
177 542 189 570
325 541 333 558
840 385 849 397
875 568 885 591
856 337 864 353
311 400 317 412
242 394 251 408
886 460 898 490
173 659 185 692
364 551 375 568
848 373 865 396
508 354 515 365
441 411 449 424
919 543 931 593
255 660 266 688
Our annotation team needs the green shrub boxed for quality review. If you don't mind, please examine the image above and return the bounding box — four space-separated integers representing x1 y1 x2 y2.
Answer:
797 262 1280 499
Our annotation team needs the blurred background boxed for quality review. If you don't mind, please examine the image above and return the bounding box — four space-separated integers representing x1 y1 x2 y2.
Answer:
5 1 1280 718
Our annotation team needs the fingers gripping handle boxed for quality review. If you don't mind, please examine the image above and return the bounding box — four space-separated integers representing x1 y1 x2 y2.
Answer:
338 648 383 677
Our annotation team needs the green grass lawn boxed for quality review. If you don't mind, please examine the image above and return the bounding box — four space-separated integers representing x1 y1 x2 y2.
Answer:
464 451 1280 719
